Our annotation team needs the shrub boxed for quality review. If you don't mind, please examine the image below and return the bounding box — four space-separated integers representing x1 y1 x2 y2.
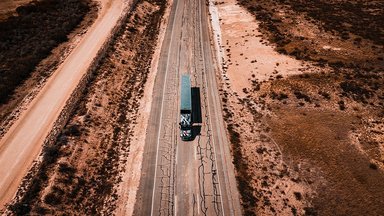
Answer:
369 163 378 170
318 91 331 100
65 124 81 136
44 145 60 164
338 100 346 110
294 91 311 102
44 192 61 205
294 192 302 200
340 81 372 101
277 93 288 100
9 202 31 215
304 207 318 216
58 162 76 174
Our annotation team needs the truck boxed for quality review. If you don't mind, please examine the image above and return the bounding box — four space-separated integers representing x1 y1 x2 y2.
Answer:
180 74 192 141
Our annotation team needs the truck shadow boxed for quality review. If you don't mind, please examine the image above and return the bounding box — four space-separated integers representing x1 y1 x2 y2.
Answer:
192 125 201 138
191 87 202 139
192 87 202 124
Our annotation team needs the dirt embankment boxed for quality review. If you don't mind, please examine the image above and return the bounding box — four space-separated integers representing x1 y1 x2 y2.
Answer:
0 0 98 138
5 0 166 215
211 0 384 215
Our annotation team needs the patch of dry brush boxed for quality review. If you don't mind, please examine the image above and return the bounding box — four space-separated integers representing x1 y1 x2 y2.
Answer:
8 0 166 215
238 0 384 67
219 0 384 215
0 0 98 139
0 0 96 104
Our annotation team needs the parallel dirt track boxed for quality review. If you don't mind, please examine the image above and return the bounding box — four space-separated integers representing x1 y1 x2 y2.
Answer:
5 0 167 215
2 0 382 215
0 0 97 138
0 0 126 212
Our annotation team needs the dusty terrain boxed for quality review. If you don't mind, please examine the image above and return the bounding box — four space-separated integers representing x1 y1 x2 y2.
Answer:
0 0 126 212
211 0 384 215
0 0 98 139
6 0 167 214
1 0 382 215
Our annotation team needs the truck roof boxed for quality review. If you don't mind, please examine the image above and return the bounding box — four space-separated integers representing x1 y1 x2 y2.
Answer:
180 74 192 111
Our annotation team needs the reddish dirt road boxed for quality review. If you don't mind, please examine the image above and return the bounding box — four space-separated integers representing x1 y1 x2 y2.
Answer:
0 0 127 209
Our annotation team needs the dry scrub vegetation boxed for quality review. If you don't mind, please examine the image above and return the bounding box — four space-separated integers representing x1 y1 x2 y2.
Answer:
0 0 97 137
7 0 166 215
0 0 96 104
0 0 33 21
217 0 384 215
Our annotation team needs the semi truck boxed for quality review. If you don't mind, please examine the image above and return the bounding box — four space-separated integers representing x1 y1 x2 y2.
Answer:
180 74 192 141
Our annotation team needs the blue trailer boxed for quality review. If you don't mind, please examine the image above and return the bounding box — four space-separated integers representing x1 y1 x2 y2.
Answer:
180 74 192 141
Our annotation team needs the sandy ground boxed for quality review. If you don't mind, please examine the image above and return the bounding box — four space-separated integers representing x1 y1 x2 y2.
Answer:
212 0 384 215
212 0 307 97
113 0 172 215
0 0 125 210
211 0 315 214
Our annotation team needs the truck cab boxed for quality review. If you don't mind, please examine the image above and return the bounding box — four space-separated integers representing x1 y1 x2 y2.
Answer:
180 112 192 140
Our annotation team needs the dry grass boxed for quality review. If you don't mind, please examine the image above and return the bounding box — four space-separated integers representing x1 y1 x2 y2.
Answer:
0 0 98 139
0 0 96 104
0 0 32 21
215 0 384 215
8 0 166 214
268 107 384 215
238 0 384 68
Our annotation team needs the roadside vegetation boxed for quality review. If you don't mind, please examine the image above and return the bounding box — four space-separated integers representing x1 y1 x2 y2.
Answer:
0 0 96 104
0 0 33 21
239 0 384 66
7 0 166 214
217 0 384 215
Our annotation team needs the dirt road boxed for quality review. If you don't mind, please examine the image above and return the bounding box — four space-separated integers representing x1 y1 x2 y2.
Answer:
0 0 127 209
133 0 241 215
